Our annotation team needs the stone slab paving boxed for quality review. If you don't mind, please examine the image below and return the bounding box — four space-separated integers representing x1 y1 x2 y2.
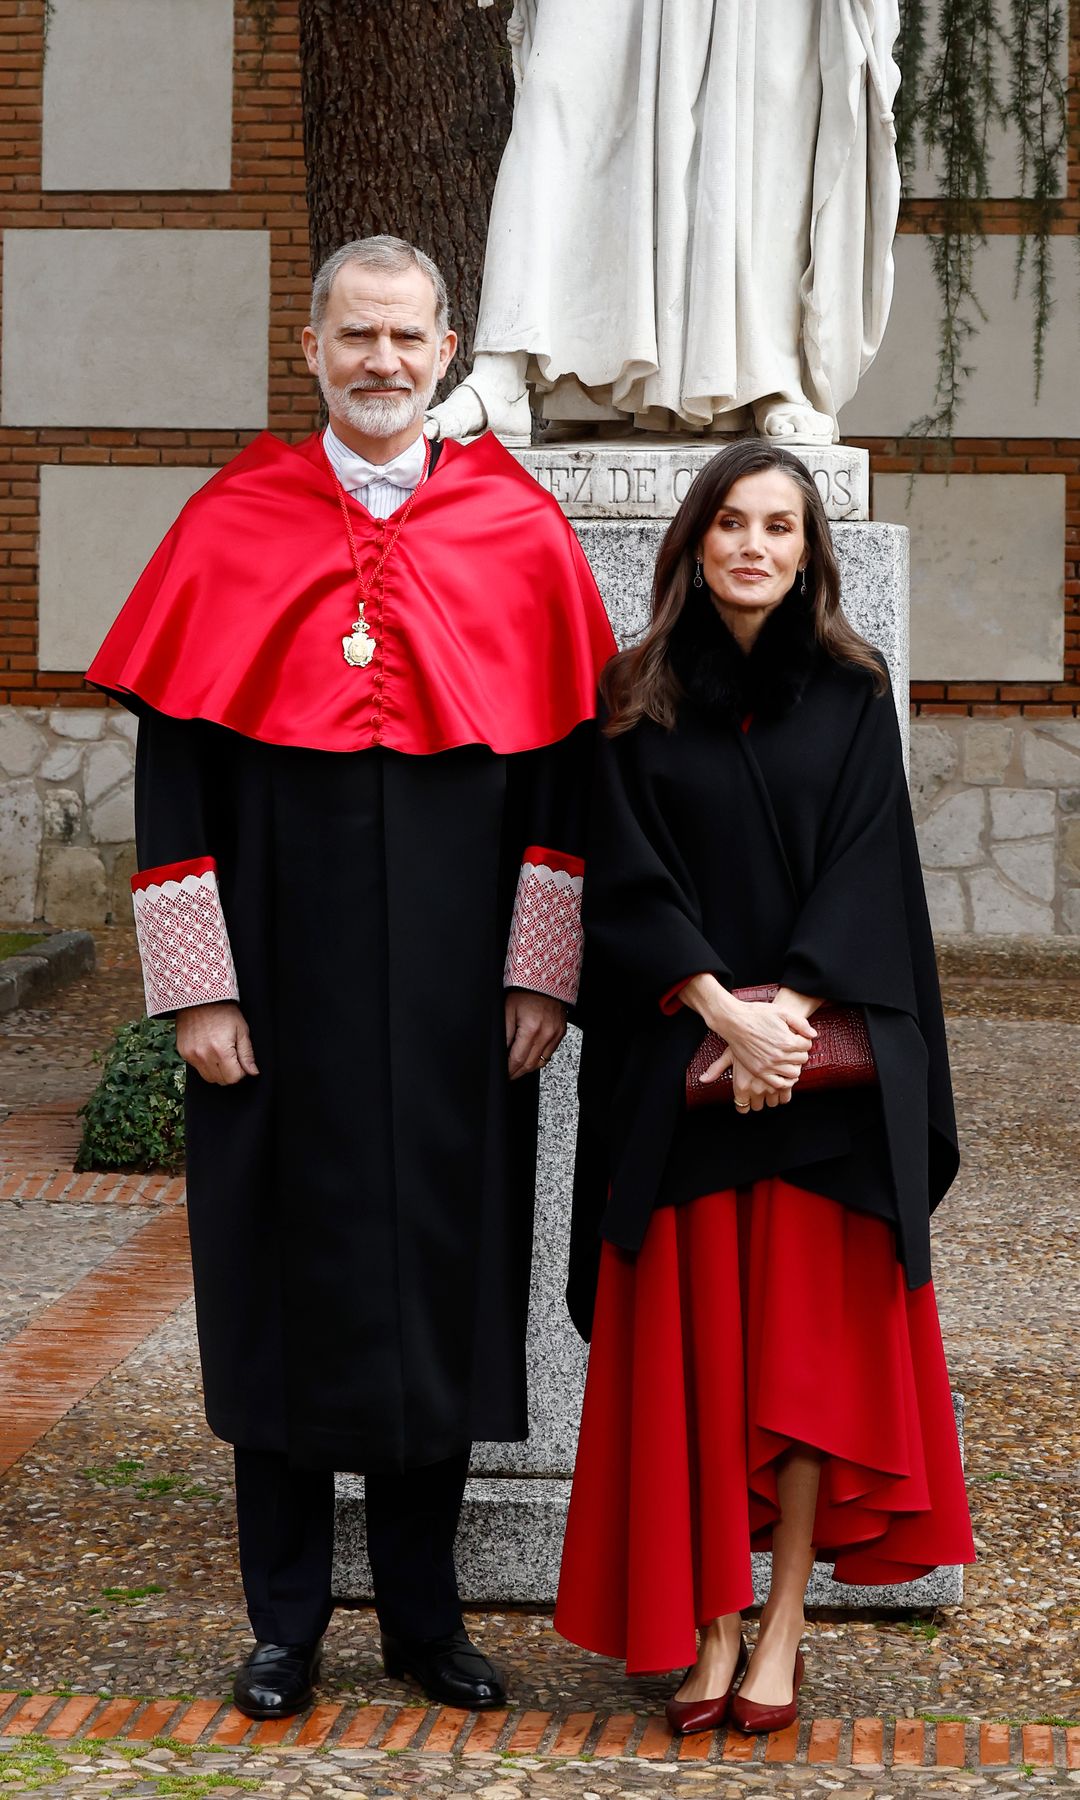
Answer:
0 1098 85 1167
0 928 143 1122
0 1206 193 1473
0 1199 154 1346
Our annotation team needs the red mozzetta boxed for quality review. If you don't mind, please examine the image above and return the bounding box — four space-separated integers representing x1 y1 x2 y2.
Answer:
87 431 616 755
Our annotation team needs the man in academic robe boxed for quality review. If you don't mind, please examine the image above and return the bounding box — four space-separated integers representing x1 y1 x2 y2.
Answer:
88 234 616 1720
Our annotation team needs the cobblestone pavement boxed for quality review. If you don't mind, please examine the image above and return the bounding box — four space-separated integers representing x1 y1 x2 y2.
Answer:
0 932 1077 1795
3 1738 1079 1799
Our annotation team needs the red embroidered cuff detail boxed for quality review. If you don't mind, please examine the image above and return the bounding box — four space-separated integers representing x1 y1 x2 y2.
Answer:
660 976 694 1015
130 857 240 1017
522 844 585 879
504 855 584 1006
131 855 217 893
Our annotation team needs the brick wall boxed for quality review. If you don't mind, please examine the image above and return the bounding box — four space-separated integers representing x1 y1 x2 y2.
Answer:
852 1 1080 722
2 1 1077 721
0 0 315 711
860 444 1080 720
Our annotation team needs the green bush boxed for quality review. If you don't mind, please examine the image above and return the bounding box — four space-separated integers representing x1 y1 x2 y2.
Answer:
76 1015 186 1173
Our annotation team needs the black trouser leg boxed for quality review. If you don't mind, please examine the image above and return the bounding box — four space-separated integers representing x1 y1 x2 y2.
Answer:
233 1447 335 1646
366 1448 471 1642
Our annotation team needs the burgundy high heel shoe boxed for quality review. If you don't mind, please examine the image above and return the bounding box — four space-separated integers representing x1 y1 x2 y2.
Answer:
731 1647 805 1735
664 1636 749 1737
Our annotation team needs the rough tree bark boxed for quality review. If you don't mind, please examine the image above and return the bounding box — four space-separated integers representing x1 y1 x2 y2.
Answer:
299 0 515 386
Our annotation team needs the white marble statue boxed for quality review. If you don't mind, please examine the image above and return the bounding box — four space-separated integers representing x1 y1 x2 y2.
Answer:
428 0 901 446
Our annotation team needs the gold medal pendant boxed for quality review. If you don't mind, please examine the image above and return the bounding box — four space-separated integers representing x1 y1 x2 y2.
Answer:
332 443 429 673
342 615 376 667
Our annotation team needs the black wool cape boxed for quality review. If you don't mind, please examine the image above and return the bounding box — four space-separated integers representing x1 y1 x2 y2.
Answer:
568 589 958 1339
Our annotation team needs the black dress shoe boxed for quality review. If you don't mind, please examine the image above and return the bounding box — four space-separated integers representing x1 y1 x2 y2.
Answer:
233 1639 322 1720
381 1626 507 1708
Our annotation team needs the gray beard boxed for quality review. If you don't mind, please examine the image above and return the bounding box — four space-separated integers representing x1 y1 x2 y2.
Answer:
317 347 439 439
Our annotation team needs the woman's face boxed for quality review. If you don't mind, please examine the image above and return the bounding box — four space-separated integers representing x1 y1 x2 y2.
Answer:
698 470 809 630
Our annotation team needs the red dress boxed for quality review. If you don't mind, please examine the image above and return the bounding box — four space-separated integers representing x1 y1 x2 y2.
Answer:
554 1177 975 1675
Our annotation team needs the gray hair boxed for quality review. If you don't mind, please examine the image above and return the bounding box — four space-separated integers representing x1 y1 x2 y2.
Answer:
310 235 450 338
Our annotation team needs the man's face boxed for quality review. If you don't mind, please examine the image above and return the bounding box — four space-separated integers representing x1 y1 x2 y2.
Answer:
302 261 457 440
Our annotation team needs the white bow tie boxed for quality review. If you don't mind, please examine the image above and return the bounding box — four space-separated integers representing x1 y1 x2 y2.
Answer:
326 429 427 494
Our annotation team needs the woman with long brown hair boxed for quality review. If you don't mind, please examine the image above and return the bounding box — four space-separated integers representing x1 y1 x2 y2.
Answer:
555 440 974 1734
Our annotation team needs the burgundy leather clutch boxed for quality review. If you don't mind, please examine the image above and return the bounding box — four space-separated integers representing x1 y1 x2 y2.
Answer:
685 983 876 1110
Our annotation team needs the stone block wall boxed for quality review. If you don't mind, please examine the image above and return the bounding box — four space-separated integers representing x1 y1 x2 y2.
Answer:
9 709 1078 939
912 719 1080 935
11 650 1080 940
0 707 135 927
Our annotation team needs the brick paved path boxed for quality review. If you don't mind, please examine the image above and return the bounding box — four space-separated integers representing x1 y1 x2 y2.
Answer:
2 1687 1078 1769
0 928 1077 1797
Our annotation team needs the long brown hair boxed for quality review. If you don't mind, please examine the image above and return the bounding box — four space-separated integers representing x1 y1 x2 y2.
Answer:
602 439 886 735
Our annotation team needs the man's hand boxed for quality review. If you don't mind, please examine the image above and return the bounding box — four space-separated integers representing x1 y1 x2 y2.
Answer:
505 990 566 1080
176 1001 259 1087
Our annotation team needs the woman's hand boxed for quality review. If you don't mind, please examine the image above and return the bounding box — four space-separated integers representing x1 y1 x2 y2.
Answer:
680 973 817 1096
728 1056 790 1111
176 1001 259 1086
727 987 825 1111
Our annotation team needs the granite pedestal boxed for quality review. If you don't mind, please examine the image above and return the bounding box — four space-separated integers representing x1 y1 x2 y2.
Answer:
333 442 961 1612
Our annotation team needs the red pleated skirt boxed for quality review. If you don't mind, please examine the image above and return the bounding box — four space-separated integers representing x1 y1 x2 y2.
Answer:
554 1178 975 1674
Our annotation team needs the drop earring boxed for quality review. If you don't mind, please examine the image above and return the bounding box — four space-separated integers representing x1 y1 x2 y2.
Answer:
693 561 704 589
799 568 807 596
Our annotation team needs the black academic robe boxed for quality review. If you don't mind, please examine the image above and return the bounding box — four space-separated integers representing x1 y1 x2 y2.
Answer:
568 589 957 1339
135 709 592 1471
94 430 618 1474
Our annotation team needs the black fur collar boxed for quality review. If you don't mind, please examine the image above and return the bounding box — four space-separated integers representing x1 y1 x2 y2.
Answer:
669 582 819 723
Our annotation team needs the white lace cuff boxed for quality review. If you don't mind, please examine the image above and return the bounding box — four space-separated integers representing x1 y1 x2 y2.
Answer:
503 846 584 1006
131 856 240 1017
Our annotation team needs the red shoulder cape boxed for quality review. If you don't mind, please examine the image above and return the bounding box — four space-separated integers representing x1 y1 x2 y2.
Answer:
87 431 616 755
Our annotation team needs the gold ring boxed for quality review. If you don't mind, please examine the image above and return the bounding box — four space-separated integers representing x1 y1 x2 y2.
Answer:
734 1100 750 1112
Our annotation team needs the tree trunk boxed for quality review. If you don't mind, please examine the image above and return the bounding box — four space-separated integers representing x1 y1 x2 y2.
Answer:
299 0 514 386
